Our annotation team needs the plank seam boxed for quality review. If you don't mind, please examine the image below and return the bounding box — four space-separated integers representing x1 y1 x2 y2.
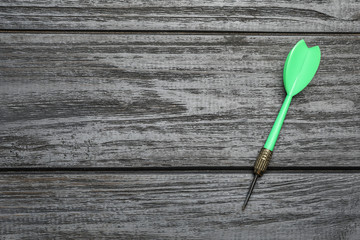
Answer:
1 166 360 174
0 29 359 35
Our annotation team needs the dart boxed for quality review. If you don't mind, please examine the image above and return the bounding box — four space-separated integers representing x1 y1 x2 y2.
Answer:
242 39 321 210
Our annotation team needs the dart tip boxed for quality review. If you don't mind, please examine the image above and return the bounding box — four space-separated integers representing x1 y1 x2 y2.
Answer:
242 197 249 211
242 174 259 211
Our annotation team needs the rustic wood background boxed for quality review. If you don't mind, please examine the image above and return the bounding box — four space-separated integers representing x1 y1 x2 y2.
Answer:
0 0 359 239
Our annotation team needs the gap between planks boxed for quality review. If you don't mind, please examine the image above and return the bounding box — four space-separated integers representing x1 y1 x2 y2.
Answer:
1 166 360 174
0 29 359 35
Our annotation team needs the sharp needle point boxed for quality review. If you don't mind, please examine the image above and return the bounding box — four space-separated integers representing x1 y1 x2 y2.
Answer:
242 174 259 210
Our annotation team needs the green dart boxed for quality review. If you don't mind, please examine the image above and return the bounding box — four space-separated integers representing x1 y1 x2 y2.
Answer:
242 39 321 210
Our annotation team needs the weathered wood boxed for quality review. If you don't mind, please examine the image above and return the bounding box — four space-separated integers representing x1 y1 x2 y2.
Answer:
0 173 359 239
0 34 359 167
0 0 359 32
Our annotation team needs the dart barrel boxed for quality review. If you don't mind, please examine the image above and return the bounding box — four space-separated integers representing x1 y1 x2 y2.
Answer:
254 148 273 176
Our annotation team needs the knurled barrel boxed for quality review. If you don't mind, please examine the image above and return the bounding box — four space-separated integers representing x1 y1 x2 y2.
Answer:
254 148 273 176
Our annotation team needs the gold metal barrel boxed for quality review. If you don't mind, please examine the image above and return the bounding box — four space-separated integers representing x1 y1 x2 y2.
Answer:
254 148 273 176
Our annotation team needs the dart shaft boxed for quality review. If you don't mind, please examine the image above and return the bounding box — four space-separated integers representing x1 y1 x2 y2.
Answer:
243 95 291 210
242 95 289 210
264 95 292 151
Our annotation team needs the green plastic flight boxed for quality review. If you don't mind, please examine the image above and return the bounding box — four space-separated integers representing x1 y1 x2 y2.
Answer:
264 39 321 151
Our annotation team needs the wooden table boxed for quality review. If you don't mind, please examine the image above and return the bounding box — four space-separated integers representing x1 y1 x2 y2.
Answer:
0 1 359 239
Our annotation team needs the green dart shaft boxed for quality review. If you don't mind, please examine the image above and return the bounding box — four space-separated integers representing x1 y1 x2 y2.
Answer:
242 95 292 211
264 94 292 151
242 39 321 210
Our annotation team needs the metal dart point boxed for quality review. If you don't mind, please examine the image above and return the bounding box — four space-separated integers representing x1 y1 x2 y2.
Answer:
242 174 259 210
242 148 272 210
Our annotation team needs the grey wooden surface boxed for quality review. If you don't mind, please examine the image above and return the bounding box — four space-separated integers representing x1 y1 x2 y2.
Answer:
0 0 359 32
0 1 359 239
0 173 360 239
0 34 359 168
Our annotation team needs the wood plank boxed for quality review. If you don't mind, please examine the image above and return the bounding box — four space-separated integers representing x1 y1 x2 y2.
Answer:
0 33 359 167
0 173 359 239
0 1 359 32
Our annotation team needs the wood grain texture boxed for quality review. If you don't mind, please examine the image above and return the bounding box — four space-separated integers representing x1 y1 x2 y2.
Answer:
0 33 359 168
0 0 359 32
0 173 359 239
